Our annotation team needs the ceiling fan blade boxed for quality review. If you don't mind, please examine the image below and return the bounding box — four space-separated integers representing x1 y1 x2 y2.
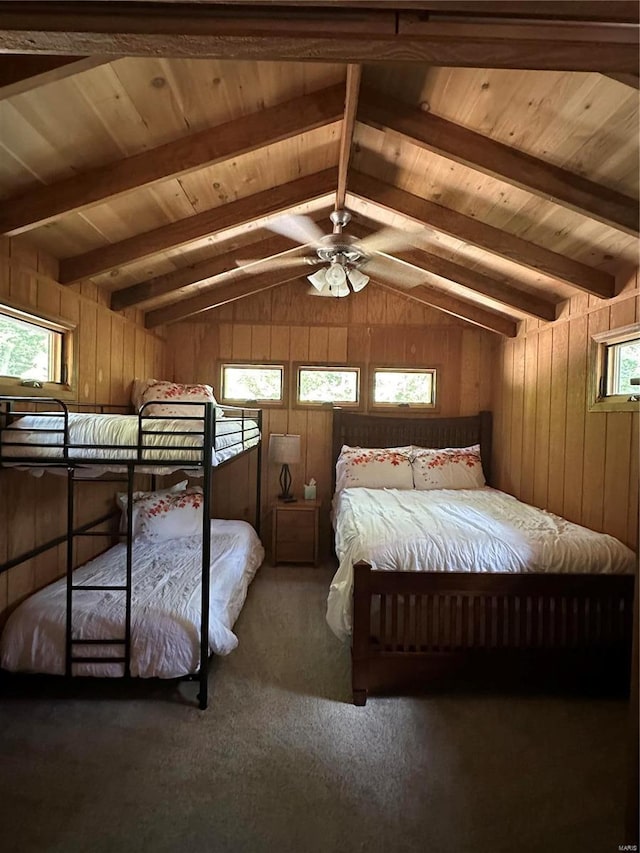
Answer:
364 255 428 288
356 226 421 255
234 255 315 275
265 214 325 246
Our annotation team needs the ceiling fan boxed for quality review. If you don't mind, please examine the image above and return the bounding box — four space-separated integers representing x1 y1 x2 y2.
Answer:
236 209 420 298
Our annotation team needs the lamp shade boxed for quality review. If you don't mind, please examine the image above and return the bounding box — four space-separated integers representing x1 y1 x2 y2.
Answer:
269 433 301 465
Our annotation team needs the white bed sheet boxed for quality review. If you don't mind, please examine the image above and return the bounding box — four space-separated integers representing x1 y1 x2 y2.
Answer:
0 519 264 678
327 487 636 640
0 412 260 476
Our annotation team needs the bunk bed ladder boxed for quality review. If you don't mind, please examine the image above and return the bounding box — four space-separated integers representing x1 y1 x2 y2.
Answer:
65 464 134 678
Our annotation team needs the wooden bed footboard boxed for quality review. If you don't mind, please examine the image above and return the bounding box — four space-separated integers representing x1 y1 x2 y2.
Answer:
351 562 635 706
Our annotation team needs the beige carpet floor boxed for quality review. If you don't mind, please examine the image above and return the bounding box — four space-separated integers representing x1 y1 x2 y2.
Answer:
0 562 630 853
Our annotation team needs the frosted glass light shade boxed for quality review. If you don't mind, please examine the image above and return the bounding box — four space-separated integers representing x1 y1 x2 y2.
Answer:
347 268 369 292
269 433 301 464
325 263 347 287
307 268 327 291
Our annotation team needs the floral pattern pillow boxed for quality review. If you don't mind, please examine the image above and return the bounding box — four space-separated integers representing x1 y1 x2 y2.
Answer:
137 380 218 418
116 480 188 537
335 445 414 492
411 444 485 490
134 486 204 541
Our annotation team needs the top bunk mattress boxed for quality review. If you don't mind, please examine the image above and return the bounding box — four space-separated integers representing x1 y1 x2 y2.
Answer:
0 411 260 474
327 487 637 640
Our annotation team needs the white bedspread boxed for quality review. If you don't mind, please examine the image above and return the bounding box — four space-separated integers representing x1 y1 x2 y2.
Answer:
1 519 264 678
0 412 259 475
327 487 636 640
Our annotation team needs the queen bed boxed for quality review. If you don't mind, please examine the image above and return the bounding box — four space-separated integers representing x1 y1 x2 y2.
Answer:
329 410 636 705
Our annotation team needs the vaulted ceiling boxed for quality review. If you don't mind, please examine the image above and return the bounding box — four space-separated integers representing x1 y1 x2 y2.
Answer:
0 1 638 337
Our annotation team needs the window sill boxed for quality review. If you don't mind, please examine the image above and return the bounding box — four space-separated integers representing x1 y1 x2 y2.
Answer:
588 397 640 413
0 381 76 401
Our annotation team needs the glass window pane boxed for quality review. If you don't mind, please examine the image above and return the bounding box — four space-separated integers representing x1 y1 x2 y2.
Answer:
222 366 283 401
298 368 359 404
373 370 434 405
611 339 640 395
0 312 56 381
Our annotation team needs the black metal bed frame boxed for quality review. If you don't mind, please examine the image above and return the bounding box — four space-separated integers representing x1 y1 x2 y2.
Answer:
0 395 263 710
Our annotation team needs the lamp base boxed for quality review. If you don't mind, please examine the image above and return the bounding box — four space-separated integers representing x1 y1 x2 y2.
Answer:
278 495 297 503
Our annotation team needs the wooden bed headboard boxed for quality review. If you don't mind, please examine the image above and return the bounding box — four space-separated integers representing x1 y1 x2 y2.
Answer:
331 410 493 492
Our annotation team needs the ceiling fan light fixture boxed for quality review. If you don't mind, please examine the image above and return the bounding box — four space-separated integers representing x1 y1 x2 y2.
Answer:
307 267 327 291
325 262 347 288
347 267 369 293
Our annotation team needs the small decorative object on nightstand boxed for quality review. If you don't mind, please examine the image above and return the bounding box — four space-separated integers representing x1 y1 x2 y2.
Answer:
272 499 320 566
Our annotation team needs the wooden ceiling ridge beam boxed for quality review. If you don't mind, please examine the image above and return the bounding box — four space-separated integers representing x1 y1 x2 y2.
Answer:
110 215 328 311
1 84 345 237
359 89 639 236
58 167 337 284
145 267 304 328
349 172 616 299
0 54 110 100
373 278 517 337
0 4 636 72
336 64 362 211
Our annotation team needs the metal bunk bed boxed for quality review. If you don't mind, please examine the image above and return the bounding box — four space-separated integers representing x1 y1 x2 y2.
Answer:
0 395 262 710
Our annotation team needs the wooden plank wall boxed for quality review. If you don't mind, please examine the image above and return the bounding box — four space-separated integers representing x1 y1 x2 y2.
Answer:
164 281 497 557
0 236 167 622
493 269 639 551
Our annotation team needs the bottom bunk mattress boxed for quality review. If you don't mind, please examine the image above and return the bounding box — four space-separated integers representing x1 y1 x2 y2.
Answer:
327 487 637 640
0 519 264 678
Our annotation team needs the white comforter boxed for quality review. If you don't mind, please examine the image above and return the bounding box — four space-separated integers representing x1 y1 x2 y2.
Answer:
0 412 260 475
327 487 636 640
1 519 264 678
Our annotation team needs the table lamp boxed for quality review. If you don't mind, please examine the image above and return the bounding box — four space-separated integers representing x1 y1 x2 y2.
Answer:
269 433 301 502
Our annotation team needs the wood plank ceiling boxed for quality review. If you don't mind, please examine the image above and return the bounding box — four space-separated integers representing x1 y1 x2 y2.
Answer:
0 1 638 337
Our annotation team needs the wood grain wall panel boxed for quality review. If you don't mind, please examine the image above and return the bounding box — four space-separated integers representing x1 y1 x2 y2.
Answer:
0 236 166 620
547 322 569 516
493 281 639 551
166 282 495 556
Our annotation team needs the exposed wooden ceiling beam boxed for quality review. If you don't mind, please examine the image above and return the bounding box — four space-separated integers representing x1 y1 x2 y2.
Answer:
349 222 556 320
145 267 304 328
0 54 110 100
1 84 344 237
349 172 616 299
59 168 337 284
373 278 517 337
336 64 361 211
110 219 327 311
603 72 640 89
0 4 636 72
104 2 639 19
359 90 639 236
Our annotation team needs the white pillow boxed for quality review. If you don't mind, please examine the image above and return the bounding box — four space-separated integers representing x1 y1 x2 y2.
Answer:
136 380 218 418
116 480 188 538
411 444 485 490
335 445 414 492
135 486 204 542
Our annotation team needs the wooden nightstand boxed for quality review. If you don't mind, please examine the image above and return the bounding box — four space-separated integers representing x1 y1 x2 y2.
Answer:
272 499 320 566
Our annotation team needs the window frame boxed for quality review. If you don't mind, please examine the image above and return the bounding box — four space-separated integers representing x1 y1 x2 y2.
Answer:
0 301 76 400
218 360 287 408
589 323 640 413
293 362 364 410
369 364 438 411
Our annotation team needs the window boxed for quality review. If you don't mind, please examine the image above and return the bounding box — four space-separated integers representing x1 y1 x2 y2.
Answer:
590 324 640 412
219 362 285 405
0 303 74 395
295 365 361 408
371 367 437 409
